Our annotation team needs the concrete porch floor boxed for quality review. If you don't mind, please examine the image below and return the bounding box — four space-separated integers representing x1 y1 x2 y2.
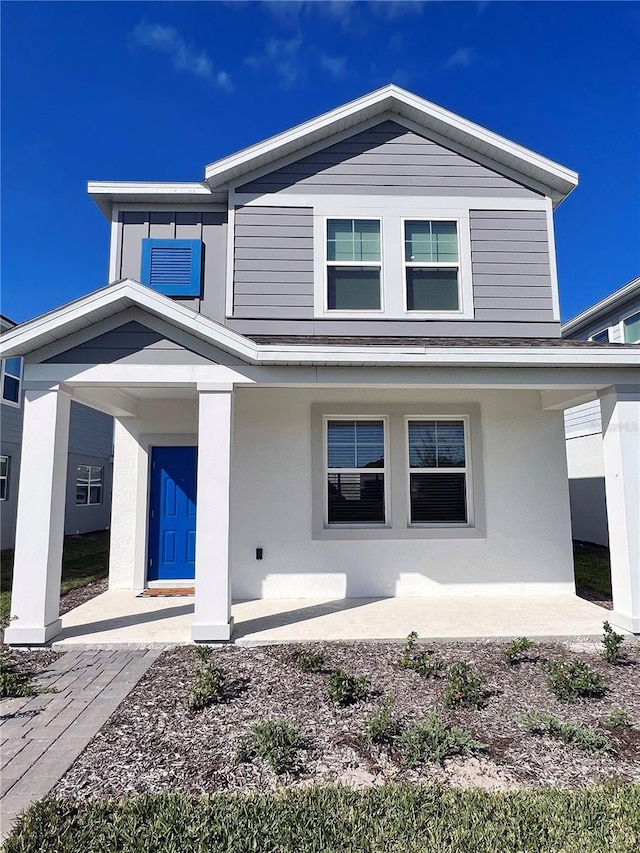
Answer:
47 589 620 648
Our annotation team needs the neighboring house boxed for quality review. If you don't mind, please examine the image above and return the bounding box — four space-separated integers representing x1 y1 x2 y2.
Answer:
562 277 640 546
0 314 114 550
1 85 638 645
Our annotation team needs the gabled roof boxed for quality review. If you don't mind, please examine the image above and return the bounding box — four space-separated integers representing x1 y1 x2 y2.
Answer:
1 280 639 370
562 276 640 337
204 85 578 204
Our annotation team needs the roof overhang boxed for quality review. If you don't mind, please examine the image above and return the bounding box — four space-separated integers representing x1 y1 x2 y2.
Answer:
88 182 227 219
562 276 640 337
204 85 578 206
2 281 639 371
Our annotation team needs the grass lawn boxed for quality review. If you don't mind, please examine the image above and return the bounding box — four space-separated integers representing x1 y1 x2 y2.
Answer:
5 785 639 853
573 541 612 598
0 530 109 628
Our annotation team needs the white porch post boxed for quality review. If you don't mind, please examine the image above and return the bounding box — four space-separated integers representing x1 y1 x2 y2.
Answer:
5 386 71 644
192 386 234 641
600 385 640 633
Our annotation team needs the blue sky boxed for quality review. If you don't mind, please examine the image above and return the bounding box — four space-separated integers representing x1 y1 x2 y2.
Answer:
2 0 639 324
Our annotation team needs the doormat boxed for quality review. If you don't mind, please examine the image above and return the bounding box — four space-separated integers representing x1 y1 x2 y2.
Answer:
139 588 195 597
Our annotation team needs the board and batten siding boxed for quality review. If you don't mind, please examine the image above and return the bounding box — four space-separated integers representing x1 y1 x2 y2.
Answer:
237 120 540 198
233 205 315 319
117 211 228 323
470 209 555 323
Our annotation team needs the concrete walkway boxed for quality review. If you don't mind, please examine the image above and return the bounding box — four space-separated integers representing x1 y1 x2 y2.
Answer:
0 649 159 841
48 589 619 647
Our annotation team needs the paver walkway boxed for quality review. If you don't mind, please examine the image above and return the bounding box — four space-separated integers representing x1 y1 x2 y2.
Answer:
0 649 160 841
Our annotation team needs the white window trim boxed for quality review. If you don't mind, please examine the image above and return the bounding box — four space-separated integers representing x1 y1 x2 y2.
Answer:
405 415 474 528
312 202 474 320
323 217 384 315
621 308 640 344
76 465 104 506
1 358 23 408
0 455 9 501
323 415 390 528
400 217 471 318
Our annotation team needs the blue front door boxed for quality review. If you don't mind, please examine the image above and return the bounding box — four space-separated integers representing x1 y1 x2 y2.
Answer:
148 446 197 581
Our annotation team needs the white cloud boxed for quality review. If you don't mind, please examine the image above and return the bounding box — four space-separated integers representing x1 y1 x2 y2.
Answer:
320 54 347 78
444 47 473 70
246 34 304 89
132 22 233 89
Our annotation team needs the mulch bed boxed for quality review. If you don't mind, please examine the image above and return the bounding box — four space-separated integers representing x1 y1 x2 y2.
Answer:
59 578 109 615
53 638 640 801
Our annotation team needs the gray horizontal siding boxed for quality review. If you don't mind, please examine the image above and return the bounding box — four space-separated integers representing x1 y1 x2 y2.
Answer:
0 404 23 445
234 206 314 318
565 401 602 436
69 402 114 457
45 321 216 366
226 319 562 338
238 120 539 198
470 209 555 323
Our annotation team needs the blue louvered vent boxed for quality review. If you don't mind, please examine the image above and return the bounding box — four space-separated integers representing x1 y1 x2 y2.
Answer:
141 239 202 296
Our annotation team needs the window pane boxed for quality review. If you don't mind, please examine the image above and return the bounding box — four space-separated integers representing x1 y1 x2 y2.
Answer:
76 485 89 505
328 421 384 468
327 220 380 262
405 221 458 263
409 421 465 468
407 268 459 311
90 467 104 484
328 267 380 310
328 473 385 523
76 465 90 483
436 421 466 467
591 330 609 343
410 473 467 523
0 457 7 477
89 486 102 505
623 311 640 343
0 481 6 500
2 375 20 403
4 358 22 379
408 422 436 468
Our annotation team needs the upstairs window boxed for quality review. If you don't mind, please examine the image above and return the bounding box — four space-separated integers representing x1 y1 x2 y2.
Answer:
623 311 640 343
1 357 22 406
76 466 104 506
407 419 468 524
326 219 381 311
404 221 460 311
141 239 202 297
326 418 386 525
589 329 610 343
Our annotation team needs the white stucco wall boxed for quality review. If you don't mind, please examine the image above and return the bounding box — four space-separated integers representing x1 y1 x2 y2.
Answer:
229 387 575 599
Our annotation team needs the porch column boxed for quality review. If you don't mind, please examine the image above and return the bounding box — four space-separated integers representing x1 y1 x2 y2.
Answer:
5 386 71 644
192 386 234 641
599 385 640 633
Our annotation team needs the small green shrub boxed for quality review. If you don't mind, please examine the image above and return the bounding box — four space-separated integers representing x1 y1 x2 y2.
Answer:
297 652 324 673
400 631 444 677
519 710 610 754
327 669 370 706
396 713 486 767
442 662 489 709
188 647 228 711
606 705 631 729
601 621 628 666
544 660 606 702
504 637 536 665
365 699 401 745
236 718 306 774
0 653 53 699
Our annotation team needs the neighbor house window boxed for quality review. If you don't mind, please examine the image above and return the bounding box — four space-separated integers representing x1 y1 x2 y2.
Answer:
589 329 610 343
326 419 386 524
326 219 381 310
407 419 468 524
0 456 8 501
404 221 460 311
76 466 104 506
623 311 640 343
1 357 22 405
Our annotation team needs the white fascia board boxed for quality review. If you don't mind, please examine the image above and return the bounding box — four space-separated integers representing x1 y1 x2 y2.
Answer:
2 279 639 372
562 276 640 337
88 181 221 219
204 84 578 200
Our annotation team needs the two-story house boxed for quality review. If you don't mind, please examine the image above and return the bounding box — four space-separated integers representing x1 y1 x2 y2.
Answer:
0 315 114 551
562 276 640 546
1 86 638 645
